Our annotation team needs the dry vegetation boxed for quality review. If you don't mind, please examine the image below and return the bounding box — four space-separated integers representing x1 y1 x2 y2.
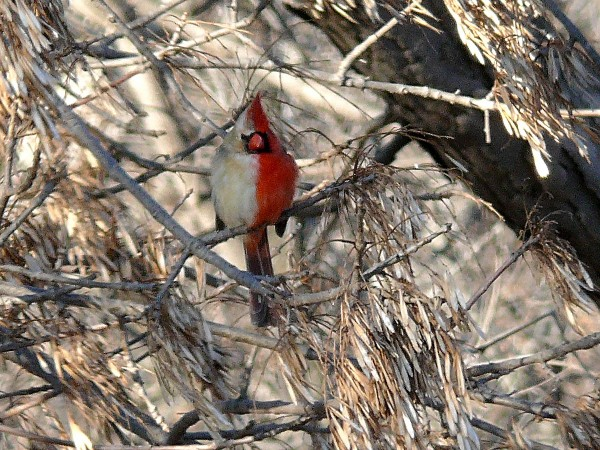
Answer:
1 0 600 449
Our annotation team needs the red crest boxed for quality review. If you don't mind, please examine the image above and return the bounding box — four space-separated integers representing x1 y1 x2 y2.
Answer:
247 92 270 133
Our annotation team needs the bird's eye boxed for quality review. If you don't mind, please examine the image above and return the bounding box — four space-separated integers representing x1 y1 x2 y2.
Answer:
242 132 270 154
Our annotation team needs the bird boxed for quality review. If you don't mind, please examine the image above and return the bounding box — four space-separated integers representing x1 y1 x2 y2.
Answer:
210 93 299 327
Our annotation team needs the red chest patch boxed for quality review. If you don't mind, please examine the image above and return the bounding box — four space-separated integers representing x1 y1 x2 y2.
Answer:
252 151 298 228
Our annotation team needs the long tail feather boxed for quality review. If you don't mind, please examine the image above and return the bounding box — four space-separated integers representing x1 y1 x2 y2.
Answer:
244 228 274 327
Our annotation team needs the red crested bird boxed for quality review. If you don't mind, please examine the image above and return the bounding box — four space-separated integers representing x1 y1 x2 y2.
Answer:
210 93 299 327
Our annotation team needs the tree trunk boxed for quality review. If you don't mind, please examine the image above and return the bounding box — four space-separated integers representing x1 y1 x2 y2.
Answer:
287 0 600 301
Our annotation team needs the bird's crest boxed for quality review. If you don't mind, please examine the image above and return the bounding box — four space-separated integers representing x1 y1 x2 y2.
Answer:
247 92 270 133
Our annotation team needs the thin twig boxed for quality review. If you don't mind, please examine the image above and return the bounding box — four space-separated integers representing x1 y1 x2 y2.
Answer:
122 326 170 434
70 68 148 108
0 103 18 213
425 395 556 449
199 173 377 248
289 226 451 307
0 265 159 291
335 16 400 81
0 318 134 353
154 251 192 307
362 223 451 279
218 398 325 416
0 385 53 400
0 423 73 447
474 386 557 419
84 0 190 47
170 59 600 118
181 416 319 449
335 1 428 81
0 281 85 306
95 0 169 76
206 320 279 350
89 0 271 71
468 331 600 378
108 419 325 449
0 177 60 247
166 399 325 443
466 234 540 310
471 417 558 450
476 309 555 351
278 173 376 225
288 286 343 307
0 389 60 419
339 76 600 118
93 124 231 198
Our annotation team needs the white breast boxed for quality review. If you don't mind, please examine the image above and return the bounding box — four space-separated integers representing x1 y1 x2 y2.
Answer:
210 150 259 228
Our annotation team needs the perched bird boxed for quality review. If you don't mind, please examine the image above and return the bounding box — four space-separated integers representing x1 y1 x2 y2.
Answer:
210 93 299 326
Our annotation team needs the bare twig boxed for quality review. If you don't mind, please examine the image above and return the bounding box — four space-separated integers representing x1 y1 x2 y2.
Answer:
84 0 190 47
120 419 325 449
0 177 60 246
154 251 192 307
0 389 60 419
0 265 159 291
466 234 540 310
0 423 73 447
474 387 557 419
335 16 400 81
470 417 558 450
171 59 600 118
0 385 53 400
476 309 555 351
362 223 451 279
199 173 376 248
278 173 376 224
93 124 231 198
94 0 171 79
166 400 325 443
179 416 321 449
206 320 279 349
468 331 600 378
218 398 325 416
342 76 600 117
335 1 430 80
88 0 271 70
288 286 343 307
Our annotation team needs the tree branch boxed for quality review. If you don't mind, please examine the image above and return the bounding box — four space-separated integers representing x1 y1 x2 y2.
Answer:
0 265 159 291
468 331 600 378
165 400 325 444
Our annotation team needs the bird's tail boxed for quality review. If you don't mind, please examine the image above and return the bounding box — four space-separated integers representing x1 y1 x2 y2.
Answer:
244 228 274 327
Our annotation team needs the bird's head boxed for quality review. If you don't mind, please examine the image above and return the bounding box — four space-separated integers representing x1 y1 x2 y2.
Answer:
220 93 283 156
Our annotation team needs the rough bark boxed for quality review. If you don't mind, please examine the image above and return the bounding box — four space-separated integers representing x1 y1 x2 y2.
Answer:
286 0 600 301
